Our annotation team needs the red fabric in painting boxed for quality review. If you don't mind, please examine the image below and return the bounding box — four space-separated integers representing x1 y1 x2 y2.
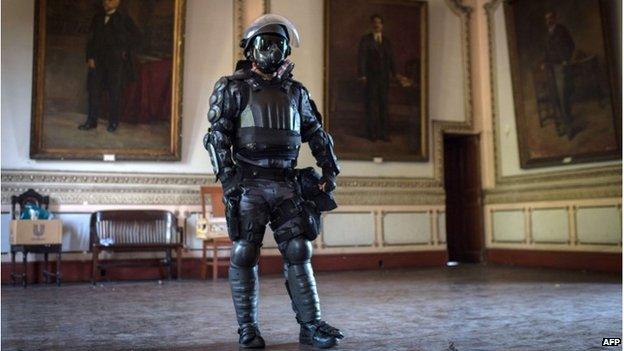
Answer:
121 58 172 123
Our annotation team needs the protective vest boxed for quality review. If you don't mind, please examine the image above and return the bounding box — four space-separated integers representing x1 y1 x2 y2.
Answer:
235 81 301 167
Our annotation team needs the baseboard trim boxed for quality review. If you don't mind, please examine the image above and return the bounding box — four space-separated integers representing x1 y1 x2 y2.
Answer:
1 250 448 284
486 249 621 273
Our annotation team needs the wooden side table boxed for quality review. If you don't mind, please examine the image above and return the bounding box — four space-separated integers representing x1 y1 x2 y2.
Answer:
11 244 62 287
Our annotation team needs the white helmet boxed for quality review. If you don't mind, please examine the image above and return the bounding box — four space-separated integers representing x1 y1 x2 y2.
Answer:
240 14 301 51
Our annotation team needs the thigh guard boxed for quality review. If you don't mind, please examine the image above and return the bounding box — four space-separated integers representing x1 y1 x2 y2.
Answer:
271 197 319 244
235 185 270 244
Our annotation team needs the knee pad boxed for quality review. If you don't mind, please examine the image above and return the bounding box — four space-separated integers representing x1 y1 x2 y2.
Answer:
230 240 260 267
283 237 313 265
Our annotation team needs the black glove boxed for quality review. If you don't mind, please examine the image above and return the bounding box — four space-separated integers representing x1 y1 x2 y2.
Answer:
220 167 242 198
320 170 337 193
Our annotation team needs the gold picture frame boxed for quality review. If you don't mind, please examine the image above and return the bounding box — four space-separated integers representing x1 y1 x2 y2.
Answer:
30 0 186 160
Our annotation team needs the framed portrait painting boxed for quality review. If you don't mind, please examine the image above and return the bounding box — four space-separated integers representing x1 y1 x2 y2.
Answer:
504 0 620 168
30 0 186 160
324 0 428 161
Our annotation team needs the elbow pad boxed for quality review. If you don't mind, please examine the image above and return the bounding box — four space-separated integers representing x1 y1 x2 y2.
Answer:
309 129 340 176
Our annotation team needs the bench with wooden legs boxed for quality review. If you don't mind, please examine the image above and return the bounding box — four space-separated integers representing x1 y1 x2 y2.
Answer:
90 210 184 284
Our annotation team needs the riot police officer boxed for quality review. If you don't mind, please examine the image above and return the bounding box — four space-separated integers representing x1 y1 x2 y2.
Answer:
204 14 344 349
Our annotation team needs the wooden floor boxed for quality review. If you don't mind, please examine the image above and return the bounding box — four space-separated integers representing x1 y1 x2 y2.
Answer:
1 265 620 351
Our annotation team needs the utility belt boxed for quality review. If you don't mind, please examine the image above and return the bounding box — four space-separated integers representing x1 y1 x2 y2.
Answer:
226 166 337 244
239 164 295 181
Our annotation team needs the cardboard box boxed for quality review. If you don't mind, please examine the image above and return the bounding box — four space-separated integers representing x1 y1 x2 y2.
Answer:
10 220 62 245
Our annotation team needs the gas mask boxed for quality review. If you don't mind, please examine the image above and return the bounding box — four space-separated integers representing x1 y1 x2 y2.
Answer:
250 34 289 74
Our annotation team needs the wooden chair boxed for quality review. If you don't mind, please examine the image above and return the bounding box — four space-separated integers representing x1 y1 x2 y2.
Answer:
10 189 61 287
199 186 232 280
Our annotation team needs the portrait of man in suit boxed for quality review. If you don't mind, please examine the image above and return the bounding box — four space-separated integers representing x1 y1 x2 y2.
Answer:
30 0 184 160
541 10 575 139
325 1 427 161
357 14 400 142
79 0 141 133
504 0 619 168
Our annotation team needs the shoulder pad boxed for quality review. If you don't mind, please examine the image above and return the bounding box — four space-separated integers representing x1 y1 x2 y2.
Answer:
207 77 230 123
288 79 304 90
228 69 252 81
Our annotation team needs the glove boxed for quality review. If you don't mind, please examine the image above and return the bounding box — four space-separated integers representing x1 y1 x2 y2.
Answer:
319 170 337 193
220 167 242 198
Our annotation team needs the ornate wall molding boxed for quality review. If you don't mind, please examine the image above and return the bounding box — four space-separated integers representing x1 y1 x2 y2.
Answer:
484 0 622 196
484 181 621 204
426 0 476 185
1 170 445 206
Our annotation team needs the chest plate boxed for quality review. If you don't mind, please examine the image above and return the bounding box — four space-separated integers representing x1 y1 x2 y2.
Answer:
239 85 300 132
236 83 301 152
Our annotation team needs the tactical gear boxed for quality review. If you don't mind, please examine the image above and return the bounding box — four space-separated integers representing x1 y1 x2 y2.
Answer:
270 197 303 233
285 261 320 322
224 194 241 241
220 167 242 197
238 323 265 349
300 321 344 349
205 14 342 349
241 14 300 50
240 163 295 182
251 34 288 73
300 200 321 241
297 167 338 212
205 71 339 173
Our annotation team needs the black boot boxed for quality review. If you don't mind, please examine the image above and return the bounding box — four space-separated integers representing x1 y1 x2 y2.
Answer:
300 320 344 349
285 262 344 348
230 265 264 348
238 323 265 349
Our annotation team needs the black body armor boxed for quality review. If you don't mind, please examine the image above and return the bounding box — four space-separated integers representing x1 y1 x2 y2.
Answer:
203 13 343 349
205 65 339 181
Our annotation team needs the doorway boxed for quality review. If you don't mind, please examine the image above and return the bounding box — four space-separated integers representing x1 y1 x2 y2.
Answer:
443 134 484 263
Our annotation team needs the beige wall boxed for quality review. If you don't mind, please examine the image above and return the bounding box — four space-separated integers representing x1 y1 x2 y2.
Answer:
0 0 620 260
475 0 622 253
1 0 470 179
1 0 474 260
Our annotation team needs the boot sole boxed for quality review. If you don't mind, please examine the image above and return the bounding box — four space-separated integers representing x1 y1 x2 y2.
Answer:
239 342 265 349
300 337 338 349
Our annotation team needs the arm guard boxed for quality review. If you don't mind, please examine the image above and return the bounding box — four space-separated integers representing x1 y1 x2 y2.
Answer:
299 86 340 177
204 77 237 182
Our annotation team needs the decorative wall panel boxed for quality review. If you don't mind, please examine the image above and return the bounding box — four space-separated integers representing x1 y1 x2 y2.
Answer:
382 212 431 245
576 206 622 245
492 209 525 242
531 208 569 244
322 212 375 247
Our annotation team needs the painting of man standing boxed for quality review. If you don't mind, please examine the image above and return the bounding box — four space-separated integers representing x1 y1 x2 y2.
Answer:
358 14 399 142
79 0 140 133
542 10 575 139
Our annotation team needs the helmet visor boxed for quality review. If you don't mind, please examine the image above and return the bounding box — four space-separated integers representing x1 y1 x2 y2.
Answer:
243 14 300 47
253 35 288 52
